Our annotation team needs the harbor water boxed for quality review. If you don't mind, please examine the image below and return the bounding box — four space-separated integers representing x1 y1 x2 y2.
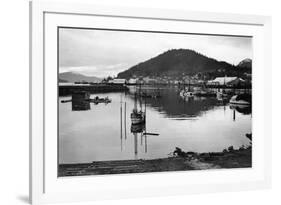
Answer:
59 87 252 164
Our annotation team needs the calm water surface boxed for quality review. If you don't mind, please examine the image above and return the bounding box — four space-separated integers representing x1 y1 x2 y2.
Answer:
59 87 252 164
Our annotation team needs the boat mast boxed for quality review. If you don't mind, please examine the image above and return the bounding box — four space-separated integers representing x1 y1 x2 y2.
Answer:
134 133 138 159
139 81 143 111
134 87 137 112
223 75 226 93
124 102 127 140
120 94 123 151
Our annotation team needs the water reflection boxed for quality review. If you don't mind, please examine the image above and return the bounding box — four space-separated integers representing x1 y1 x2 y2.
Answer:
130 123 148 158
59 87 252 164
119 97 148 158
128 88 218 119
131 123 145 133
72 99 91 111
230 104 252 115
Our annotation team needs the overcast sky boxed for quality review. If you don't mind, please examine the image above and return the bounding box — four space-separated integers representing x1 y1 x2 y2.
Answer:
59 28 252 78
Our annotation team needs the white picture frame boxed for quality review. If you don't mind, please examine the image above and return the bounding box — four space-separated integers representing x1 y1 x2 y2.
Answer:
29 1 272 204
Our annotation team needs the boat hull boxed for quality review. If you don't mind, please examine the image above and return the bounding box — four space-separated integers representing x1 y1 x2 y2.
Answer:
229 94 251 105
229 100 250 105
180 90 194 98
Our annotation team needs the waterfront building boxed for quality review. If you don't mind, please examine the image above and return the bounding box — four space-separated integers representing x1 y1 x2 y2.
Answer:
109 79 127 85
207 77 245 86
128 78 138 84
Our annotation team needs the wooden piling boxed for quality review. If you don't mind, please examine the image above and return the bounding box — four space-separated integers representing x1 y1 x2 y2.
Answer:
120 98 123 151
134 133 138 158
124 102 127 140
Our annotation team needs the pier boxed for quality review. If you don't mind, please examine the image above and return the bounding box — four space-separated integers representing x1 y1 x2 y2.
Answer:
59 84 129 96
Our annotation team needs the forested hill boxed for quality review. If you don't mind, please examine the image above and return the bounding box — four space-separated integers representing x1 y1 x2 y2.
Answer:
117 49 251 79
59 72 101 83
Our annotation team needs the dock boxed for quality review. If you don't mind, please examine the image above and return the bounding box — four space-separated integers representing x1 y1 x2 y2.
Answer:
59 84 129 96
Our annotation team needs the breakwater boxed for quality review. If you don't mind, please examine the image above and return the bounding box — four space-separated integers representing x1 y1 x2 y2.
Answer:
59 84 129 96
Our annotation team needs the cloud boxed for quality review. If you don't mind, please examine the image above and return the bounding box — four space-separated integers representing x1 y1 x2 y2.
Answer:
59 28 252 77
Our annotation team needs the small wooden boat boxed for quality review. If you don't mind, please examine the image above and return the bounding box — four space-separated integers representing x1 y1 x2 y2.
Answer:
90 96 112 104
179 80 194 98
180 90 194 98
230 104 251 114
229 94 251 105
216 91 228 99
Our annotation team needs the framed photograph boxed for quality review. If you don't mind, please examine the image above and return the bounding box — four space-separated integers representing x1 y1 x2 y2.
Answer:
30 1 272 204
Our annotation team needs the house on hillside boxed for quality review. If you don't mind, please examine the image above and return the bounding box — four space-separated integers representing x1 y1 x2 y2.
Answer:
143 77 157 84
128 78 138 84
207 77 245 86
59 82 91 86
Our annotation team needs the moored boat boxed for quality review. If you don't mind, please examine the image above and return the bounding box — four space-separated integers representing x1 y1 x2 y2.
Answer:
90 96 112 104
131 87 146 125
180 89 194 98
230 104 251 114
216 91 228 99
229 94 251 105
179 80 194 98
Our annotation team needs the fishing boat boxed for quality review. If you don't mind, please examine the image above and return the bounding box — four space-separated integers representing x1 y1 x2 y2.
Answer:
229 94 251 105
131 87 146 125
180 89 194 98
90 96 112 104
216 90 229 104
179 81 194 98
216 76 229 100
230 104 251 114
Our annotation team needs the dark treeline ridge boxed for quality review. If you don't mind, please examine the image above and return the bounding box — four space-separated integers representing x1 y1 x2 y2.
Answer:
117 49 251 79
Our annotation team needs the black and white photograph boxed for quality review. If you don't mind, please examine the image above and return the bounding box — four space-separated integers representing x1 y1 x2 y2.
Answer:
58 27 252 177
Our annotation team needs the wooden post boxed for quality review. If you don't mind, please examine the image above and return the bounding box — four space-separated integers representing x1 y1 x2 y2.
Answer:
120 96 123 151
145 134 147 153
124 102 127 140
134 133 138 158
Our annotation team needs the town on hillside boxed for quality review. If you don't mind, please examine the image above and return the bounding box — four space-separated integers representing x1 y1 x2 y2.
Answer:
59 49 252 94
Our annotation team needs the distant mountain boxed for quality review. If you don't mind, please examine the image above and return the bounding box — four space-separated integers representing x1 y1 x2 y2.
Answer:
59 72 102 83
237 58 252 69
59 78 68 83
117 49 251 79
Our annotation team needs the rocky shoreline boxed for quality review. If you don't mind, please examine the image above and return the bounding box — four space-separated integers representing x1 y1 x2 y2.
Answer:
58 146 251 177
